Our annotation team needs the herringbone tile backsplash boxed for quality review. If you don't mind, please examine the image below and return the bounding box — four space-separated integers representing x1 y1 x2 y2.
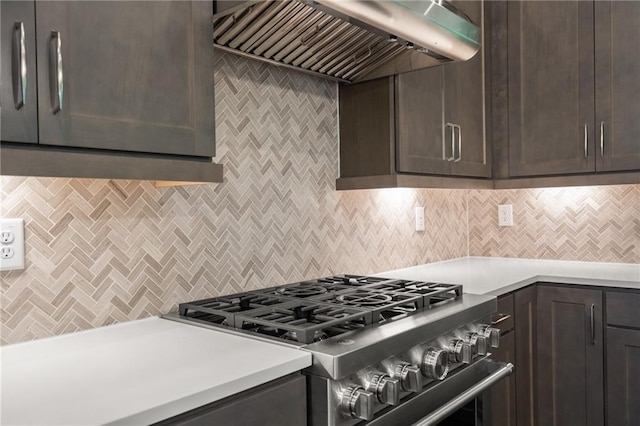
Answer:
468 185 640 262
0 53 468 345
1 52 638 345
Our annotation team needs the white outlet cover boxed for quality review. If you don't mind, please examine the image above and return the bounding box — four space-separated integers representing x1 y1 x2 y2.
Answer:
415 206 425 232
498 204 513 227
0 218 25 271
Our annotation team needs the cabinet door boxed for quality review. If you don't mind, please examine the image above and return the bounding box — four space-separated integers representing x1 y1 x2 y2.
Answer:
35 1 215 157
594 1 640 172
488 330 516 426
396 67 452 175
536 285 604 426
445 0 489 178
154 374 306 426
514 286 536 426
508 1 595 177
1 1 38 144
606 327 640 426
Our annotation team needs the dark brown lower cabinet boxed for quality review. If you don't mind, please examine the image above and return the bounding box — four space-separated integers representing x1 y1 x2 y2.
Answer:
514 286 536 426
489 330 516 426
605 290 640 426
606 327 640 426
153 374 306 426
536 285 604 426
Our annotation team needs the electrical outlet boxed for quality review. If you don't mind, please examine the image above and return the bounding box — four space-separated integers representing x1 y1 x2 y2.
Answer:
1 247 15 258
415 206 425 232
0 218 25 271
498 204 513 227
1 231 15 244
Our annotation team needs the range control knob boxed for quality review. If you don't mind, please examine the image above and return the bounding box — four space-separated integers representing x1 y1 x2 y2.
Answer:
479 324 501 348
369 374 401 406
421 348 450 380
465 332 487 356
448 339 472 364
394 362 422 392
340 386 374 421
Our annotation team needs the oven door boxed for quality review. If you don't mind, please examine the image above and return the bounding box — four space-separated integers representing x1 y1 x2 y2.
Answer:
369 358 513 426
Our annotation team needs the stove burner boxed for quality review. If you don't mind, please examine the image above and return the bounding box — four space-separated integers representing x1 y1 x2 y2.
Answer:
336 292 393 306
276 285 328 298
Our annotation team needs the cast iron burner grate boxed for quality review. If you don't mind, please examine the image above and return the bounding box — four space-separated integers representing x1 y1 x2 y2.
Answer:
177 275 463 343
178 292 284 326
317 288 425 322
365 280 463 306
234 300 374 344
256 275 391 299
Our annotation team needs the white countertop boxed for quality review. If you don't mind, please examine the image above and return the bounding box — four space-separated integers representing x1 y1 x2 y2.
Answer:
377 257 640 296
0 317 311 426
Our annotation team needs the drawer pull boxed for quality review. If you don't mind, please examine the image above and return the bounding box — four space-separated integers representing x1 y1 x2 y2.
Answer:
491 313 511 326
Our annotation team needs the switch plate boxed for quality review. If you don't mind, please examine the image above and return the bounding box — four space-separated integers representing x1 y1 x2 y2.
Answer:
0 218 25 271
498 204 513 227
415 206 425 232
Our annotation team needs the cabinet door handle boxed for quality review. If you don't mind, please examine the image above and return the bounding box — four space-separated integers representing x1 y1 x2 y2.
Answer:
12 21 27 109
590 303 595 345
600 121 605 158
583 124 588 158
454 124 462 162
49 31 63 114
445 123 455 161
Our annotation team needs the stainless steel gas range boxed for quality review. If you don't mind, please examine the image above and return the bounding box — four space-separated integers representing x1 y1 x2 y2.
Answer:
166 275 513 426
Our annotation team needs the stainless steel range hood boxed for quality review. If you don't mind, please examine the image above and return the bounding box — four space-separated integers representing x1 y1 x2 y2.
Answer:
213 0 481 84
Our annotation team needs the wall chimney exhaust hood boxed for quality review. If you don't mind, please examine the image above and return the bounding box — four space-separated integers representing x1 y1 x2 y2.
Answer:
213 0 481 84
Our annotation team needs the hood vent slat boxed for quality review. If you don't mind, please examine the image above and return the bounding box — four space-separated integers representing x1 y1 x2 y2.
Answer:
213 0 480 84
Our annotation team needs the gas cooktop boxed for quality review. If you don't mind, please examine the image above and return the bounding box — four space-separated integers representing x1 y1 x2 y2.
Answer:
178 275 463 344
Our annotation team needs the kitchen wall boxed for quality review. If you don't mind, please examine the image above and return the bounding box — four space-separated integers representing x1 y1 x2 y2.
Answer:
0 52 468 345
1 52 638 345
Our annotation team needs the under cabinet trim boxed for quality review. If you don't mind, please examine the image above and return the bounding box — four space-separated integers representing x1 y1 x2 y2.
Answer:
0 142 223 183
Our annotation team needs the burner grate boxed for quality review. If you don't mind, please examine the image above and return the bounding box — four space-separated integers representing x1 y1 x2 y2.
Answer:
178 275 464 343
234 301 374 344
365 280 463 307
178 292 284 326
316 288 425 323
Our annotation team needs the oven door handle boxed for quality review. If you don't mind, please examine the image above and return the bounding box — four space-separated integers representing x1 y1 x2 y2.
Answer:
411 362 514 426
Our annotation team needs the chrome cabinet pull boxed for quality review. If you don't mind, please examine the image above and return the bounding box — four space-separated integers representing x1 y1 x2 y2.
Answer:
583 124 588 158
590 303 595 345
445 123 455 161
12 21 27 109
491 313 511 326
600 121 605 158
454 124 462 162
49 31 63 114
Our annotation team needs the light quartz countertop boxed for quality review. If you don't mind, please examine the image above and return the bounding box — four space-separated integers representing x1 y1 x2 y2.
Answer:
0 317 311 426
377 257 640 296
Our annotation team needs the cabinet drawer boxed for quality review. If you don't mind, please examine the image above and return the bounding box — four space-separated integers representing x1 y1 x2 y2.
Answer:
606 291 640 328
494 293 514 333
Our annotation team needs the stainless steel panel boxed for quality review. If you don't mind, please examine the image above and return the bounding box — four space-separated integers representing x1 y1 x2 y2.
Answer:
302 294 496 379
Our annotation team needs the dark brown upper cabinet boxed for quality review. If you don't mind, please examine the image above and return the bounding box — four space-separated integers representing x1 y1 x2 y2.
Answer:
338 1 491 190
594 1 640 172
1 1 38 144
505 1 640 178
1 1 221 183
